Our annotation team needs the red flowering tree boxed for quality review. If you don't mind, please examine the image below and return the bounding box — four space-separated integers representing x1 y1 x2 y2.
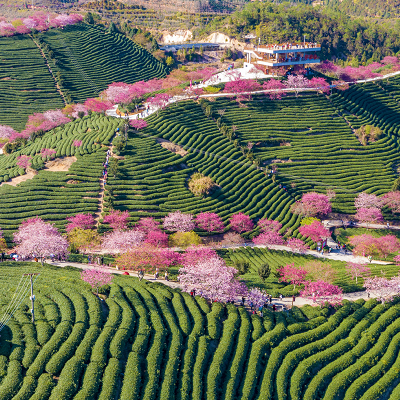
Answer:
257 219 282 233
345 262 371 284
299 221 331 242
224 79 262 102
137 217 160 234
291 192 332 218
13 218 69 264
354 192 382 209
349 234 400 258
354 207 383 226
178 255 247 302
195 212 224 232
144 231 169 247
301 280 342 305
163 211 195 232
381 192 400 214
66 214 96 232
230 213 254 233
130 119 148 130
252 231 285 246
40 148 56 160
309 77 330 94
81 267 114 296
263 79 286 100
277 263 308 290
84 98 113 113
0 125 17 141
181 247 218 266
286 238 309 254
103 210 130 230
146 93 171 114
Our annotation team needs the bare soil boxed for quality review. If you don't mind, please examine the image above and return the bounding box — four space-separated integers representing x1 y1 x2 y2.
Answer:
45 156 77 172
1 170 37 187
156 138 188 156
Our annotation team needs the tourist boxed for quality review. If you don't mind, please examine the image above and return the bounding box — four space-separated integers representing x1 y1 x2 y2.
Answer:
164 271 169 281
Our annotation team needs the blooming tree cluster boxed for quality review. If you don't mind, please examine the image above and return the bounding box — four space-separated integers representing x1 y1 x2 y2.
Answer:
16 155 32 169
103 210 130 230
291 192 332 218
354 207 384 225
81 267 114 296
286 238 309 254
163 211 195 232
277 263 308 290
247 287 269 309
252 231 285 246
381 191 400 214
40 148 56 160
130 119 148 130
354 192 381 209
195 212 224 232
102 229 145 253
299 220 331 242
349 234 400 258
13 217 68 263
363 275 400 303
230 213 254 233
66 213 96 232
301 280 343 305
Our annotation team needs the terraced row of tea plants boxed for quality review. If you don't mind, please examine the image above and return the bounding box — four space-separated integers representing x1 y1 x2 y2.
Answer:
107 101 299 232
0 24 167 129
2 263 400 399
209 91 400 215
0 35 65 131
38 24 168 103
220 247 400 295
0 114 122 239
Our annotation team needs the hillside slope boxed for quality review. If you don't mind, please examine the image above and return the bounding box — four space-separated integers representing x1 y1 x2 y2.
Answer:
2 264 400 399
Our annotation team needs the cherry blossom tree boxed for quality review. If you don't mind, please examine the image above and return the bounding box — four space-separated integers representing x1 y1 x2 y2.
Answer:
66 214 96 232
381 192 400 214
13 218 69 264
137 217 160 234
257 219 282 233
354 207 383 226
146 93 171 115
40 148 56 160
224 79 262 102
81 267 114 297
299 221 331 242
195 212 224 232
354 192 382 209
286 238 309 254
309 77 330 94
178 255 247 302
71 104 88 119
130 119 148 130
84 98 113 113
103 210 130 230
349 234 400 258
181 246 218 266
345 262 371 284
285 74 309 97
16 155 32 169
163 211 195 232
291 192 332 218
363 276 397 303
277 263 308 290
116 246 181 272
102 229 145 253
252 231 285 246
247 287 268 309
300 280 343 305
263 79 286 100
230 213 254 233
73 140 82 147
219 232 244 247
303 261 337 284
0 125 17 140
144 230 169 247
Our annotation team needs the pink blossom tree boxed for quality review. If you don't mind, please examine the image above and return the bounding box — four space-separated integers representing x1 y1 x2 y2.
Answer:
285 74 309 97
81 267 114 296
178 255 247 302
349 234 400 258
363 276 396 303
345 262 371 284
381 192 400 214
71 104 88 119
163 211 195 232
13 218 69 264
230 213 254 233
103 210 130 230
40 148 56 160
195 212 224 232
257 219 282 233
300 280 343 305
130 119 148 130
144 230 169 247
16 155 32 169
137 217 160 234
0 125 17 140
66 214 96 232
263 79 286 100
299 221 331 242
224 79 262 102
252 231 285 246
181 246 218 266
73 140 83 147
286 238 309 254
84 98 113 113
291 192 332 218
102 229 145 253
309 77 330 94
277 263 308 290
146 93 171 114
354 207 384 226
247 287 268 309
354 192 382 209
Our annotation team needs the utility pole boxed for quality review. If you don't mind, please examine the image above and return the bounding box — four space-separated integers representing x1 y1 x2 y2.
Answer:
24 273 39 323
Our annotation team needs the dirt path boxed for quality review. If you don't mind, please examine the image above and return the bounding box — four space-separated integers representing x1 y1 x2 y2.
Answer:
29 35 67 105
